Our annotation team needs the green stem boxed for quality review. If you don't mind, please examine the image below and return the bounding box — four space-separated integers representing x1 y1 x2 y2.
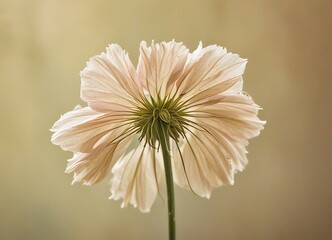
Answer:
158 124 176 240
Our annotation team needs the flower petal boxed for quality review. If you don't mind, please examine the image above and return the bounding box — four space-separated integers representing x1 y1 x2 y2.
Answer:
173 94 265 197
81 44 143 112
177 43 247 103
51 106 133 153
137 40 188 99
67 136 132 185
193 94 266 141
183 76 243 108
172 128 234 198
110 137 164 212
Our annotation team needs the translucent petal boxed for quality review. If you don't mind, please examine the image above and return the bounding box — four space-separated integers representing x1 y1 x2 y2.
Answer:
67 136 132 185
137 40 188 99
110 137 164 212
176 44 247 103
81 44 143 112
51 106 132 153
173 94 265 196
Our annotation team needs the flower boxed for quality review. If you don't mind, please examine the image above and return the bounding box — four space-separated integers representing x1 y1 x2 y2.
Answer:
51 40 265 213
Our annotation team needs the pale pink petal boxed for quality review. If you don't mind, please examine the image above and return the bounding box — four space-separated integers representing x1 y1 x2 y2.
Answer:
172 129 234 198
67 136 132 185
193 94 266 141
172 94 265 197
183 76 243 108
51 106 133 153
137 40 188 99
110 137 164 212
81 44 143 112
176 43 246 103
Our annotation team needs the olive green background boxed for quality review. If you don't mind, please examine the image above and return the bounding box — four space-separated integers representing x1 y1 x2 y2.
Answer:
1 0 331 239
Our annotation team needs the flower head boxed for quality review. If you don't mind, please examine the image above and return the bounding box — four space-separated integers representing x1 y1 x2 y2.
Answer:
51 41 265 212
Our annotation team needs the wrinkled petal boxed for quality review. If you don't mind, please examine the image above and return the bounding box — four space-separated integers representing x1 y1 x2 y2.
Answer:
177 43 247 103
110 136 164 212
183 76 243 108
172 93 265 197
172 129 233 198
193 93 266 141
51 106 133 153
137 40 188 99
81 44 143 112
67 136 132 185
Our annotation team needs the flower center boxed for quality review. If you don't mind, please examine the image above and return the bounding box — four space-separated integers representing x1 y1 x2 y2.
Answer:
132 96 187 146
153 108 171 123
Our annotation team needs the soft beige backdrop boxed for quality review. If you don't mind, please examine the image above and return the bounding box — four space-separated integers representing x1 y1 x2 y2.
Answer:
1 0 331 239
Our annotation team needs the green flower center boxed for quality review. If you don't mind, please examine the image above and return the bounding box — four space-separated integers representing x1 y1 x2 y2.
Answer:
132 95 187 146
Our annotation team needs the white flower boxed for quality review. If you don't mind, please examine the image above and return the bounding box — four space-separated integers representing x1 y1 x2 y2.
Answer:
51 41 265 212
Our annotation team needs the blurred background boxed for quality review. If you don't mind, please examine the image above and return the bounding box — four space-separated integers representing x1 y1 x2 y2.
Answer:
1 0 331 239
